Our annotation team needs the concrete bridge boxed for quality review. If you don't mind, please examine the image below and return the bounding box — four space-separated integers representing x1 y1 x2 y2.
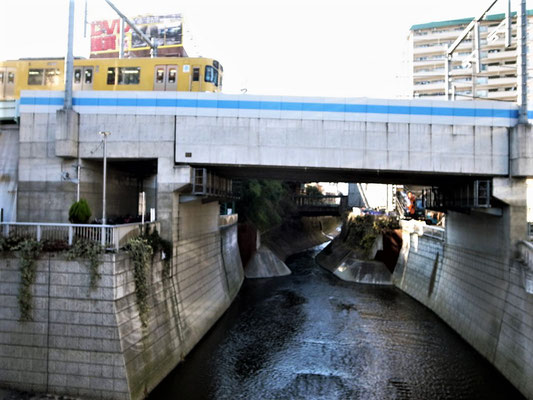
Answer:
17 90 522 185
0 90 532 400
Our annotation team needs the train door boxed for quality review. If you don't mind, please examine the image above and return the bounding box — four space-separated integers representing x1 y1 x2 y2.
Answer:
73 66 94 90
1 68 16 100
154 65 178 91
190 65 201 92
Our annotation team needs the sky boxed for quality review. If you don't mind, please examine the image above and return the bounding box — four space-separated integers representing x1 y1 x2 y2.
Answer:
0 0 524 98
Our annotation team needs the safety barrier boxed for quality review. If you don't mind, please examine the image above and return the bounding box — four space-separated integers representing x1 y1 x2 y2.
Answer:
0 221 159 251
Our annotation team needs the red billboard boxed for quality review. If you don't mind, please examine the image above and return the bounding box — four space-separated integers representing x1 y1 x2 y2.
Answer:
90 14 183 57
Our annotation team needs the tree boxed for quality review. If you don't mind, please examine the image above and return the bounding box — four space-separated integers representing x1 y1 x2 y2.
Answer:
236 179 296 232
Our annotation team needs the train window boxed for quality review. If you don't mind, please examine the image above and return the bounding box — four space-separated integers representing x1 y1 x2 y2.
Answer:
192 67 200 82
107 68 116 85
45 69 60 86
168 68 177 83
205 66 214 83
156 68 164 84
118 67 140 85
7 72 14 84
0 72 4 83
213 60 219 69
219 75 223 89
74 69 82 84
84 69 93 84
28 69 44 85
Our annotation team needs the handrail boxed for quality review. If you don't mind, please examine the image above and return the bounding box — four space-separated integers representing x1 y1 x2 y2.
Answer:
0 221 159 251
401 220 445 241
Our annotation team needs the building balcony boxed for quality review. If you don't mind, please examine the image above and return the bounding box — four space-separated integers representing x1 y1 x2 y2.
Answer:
413 69 445 78
483 50 517 61
477 76 517 88
487 90 517 100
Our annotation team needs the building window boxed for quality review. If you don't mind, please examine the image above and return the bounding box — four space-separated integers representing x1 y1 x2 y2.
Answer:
28 69 44 85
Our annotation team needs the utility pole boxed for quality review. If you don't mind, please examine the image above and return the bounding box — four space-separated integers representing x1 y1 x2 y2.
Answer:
517 0 528 123
65 0 75 109
99 131 111 228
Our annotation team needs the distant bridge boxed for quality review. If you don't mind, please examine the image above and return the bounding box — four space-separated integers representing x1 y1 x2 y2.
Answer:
293 195 348 216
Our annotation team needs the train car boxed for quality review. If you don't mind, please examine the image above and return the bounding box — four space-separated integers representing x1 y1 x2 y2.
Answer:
0 57 223 101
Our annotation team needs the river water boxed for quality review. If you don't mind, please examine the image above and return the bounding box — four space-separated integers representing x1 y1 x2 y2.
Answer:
149 243 525 400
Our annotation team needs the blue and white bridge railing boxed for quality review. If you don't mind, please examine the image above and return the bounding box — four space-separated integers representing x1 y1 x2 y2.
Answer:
19 90 519 127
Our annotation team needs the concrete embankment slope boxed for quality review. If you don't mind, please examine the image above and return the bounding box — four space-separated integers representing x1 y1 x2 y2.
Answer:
0 203 244 400
263 216 340 261
315 215 402 285
395 216 533 400
243 216 340 279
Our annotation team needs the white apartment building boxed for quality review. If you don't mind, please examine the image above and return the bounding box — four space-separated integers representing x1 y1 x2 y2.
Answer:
409 11 533 101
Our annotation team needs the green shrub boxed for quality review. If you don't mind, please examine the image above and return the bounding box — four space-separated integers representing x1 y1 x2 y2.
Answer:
341 214 399 259
68 198 92 224
236 179 296 232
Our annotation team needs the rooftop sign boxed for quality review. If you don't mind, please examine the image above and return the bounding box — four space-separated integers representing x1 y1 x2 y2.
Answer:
90 14 183 56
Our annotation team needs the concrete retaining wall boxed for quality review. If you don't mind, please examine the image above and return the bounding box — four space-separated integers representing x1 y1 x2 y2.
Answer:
394 217 533 399
0 220 243 400
0 125 18 222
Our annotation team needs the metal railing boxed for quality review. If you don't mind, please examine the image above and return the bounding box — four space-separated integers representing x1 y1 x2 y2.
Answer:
422 224 446 241
1 221 159 251
401 220 445 241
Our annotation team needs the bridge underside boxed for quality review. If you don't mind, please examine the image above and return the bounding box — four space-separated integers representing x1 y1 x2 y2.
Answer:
194 163 495 186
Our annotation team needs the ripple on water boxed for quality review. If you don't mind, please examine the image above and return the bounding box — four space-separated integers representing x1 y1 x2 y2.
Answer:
148 245 526 400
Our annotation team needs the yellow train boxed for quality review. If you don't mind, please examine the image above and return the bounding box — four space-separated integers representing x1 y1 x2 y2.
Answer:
0 57 223 100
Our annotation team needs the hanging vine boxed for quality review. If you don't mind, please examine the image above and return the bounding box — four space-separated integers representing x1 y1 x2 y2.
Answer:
143 229 173 278
16 239 43 322
66 239 103 290
127 237 153 328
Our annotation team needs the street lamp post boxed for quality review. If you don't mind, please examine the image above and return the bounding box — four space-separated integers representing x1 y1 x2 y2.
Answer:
99 131 111 245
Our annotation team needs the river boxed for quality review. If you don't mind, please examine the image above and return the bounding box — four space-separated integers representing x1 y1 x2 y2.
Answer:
149 243 525 400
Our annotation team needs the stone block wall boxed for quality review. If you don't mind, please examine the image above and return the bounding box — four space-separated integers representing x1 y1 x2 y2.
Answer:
394 220 533 399
0 254 127 398
0 218 243 400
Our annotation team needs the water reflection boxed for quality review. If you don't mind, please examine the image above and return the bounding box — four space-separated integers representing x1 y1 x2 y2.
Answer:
149 244 524 400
